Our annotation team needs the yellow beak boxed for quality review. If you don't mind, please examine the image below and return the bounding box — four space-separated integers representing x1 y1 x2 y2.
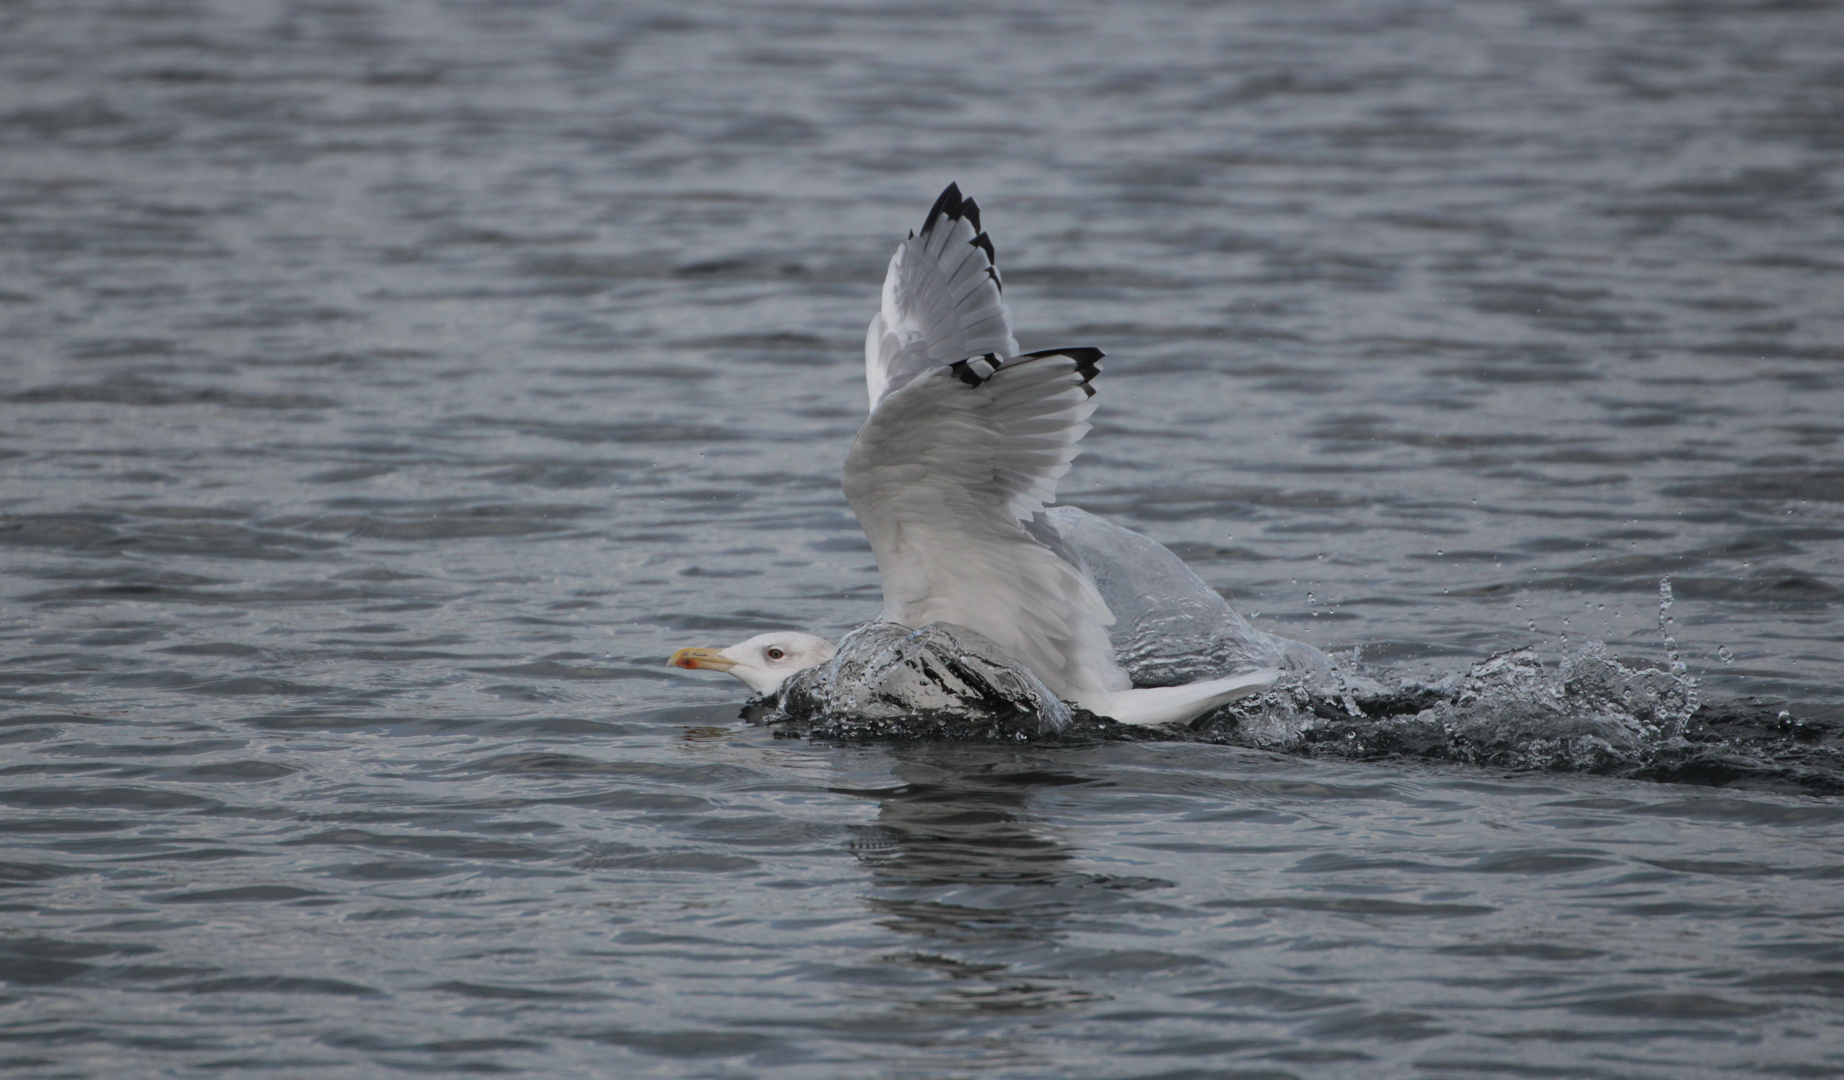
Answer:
670 646 736 671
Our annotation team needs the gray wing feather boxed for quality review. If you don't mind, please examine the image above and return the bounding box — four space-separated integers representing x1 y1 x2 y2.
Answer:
843 349 1128 702
864 183 1019 410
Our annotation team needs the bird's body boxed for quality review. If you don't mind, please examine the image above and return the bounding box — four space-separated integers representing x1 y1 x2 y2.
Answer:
673 185 1279 727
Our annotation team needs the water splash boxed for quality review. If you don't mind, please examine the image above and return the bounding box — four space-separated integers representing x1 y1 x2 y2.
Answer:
1655 577 1699 732
768 622 1072 740
1200 637 1703 773
749 582 1833 791
1334 645 1364 718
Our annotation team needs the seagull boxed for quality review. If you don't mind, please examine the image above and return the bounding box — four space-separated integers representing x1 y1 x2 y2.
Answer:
671 184 1278 726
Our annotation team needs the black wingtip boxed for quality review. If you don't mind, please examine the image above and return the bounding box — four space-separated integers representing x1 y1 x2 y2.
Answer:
1018 346 1105 396
961 197 982 234
969 231 996 266
921 182 964 235
948 352 1002 388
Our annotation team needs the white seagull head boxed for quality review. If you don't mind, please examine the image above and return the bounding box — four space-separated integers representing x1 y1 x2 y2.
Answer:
669 631 837 695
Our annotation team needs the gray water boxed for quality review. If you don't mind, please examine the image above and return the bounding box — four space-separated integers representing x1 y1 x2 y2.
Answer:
3 0 1843 1076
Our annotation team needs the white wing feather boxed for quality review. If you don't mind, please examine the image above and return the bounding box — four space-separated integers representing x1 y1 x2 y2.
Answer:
864 183 1019 411
843 349 1130 704
843 185 1284 726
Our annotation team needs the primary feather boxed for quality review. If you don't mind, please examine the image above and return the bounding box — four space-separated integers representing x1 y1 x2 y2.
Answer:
864 183 1020 411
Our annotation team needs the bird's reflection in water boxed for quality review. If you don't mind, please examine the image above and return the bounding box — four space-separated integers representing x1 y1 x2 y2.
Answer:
855 746 1074 872
837 743 1155 1025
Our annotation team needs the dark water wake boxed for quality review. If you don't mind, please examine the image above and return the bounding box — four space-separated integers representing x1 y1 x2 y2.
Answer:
759 553 1840 795
763 631 1844 795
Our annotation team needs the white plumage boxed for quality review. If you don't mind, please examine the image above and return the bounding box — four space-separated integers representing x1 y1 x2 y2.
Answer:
845 347 1123 704
843 185 1277 725
674 184 1277 727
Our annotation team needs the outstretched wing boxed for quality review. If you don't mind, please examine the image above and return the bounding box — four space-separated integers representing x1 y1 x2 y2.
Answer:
842 347 1130 702
864 183 1019 411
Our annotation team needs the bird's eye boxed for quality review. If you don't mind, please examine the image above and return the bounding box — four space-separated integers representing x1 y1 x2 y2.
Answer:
765 647 786 661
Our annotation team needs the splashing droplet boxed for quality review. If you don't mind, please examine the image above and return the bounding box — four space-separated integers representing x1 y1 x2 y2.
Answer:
1334 644 1364 718
1657 578 1687 679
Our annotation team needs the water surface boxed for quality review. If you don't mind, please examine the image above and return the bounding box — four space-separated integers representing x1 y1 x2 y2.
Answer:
3 0 1842 1076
